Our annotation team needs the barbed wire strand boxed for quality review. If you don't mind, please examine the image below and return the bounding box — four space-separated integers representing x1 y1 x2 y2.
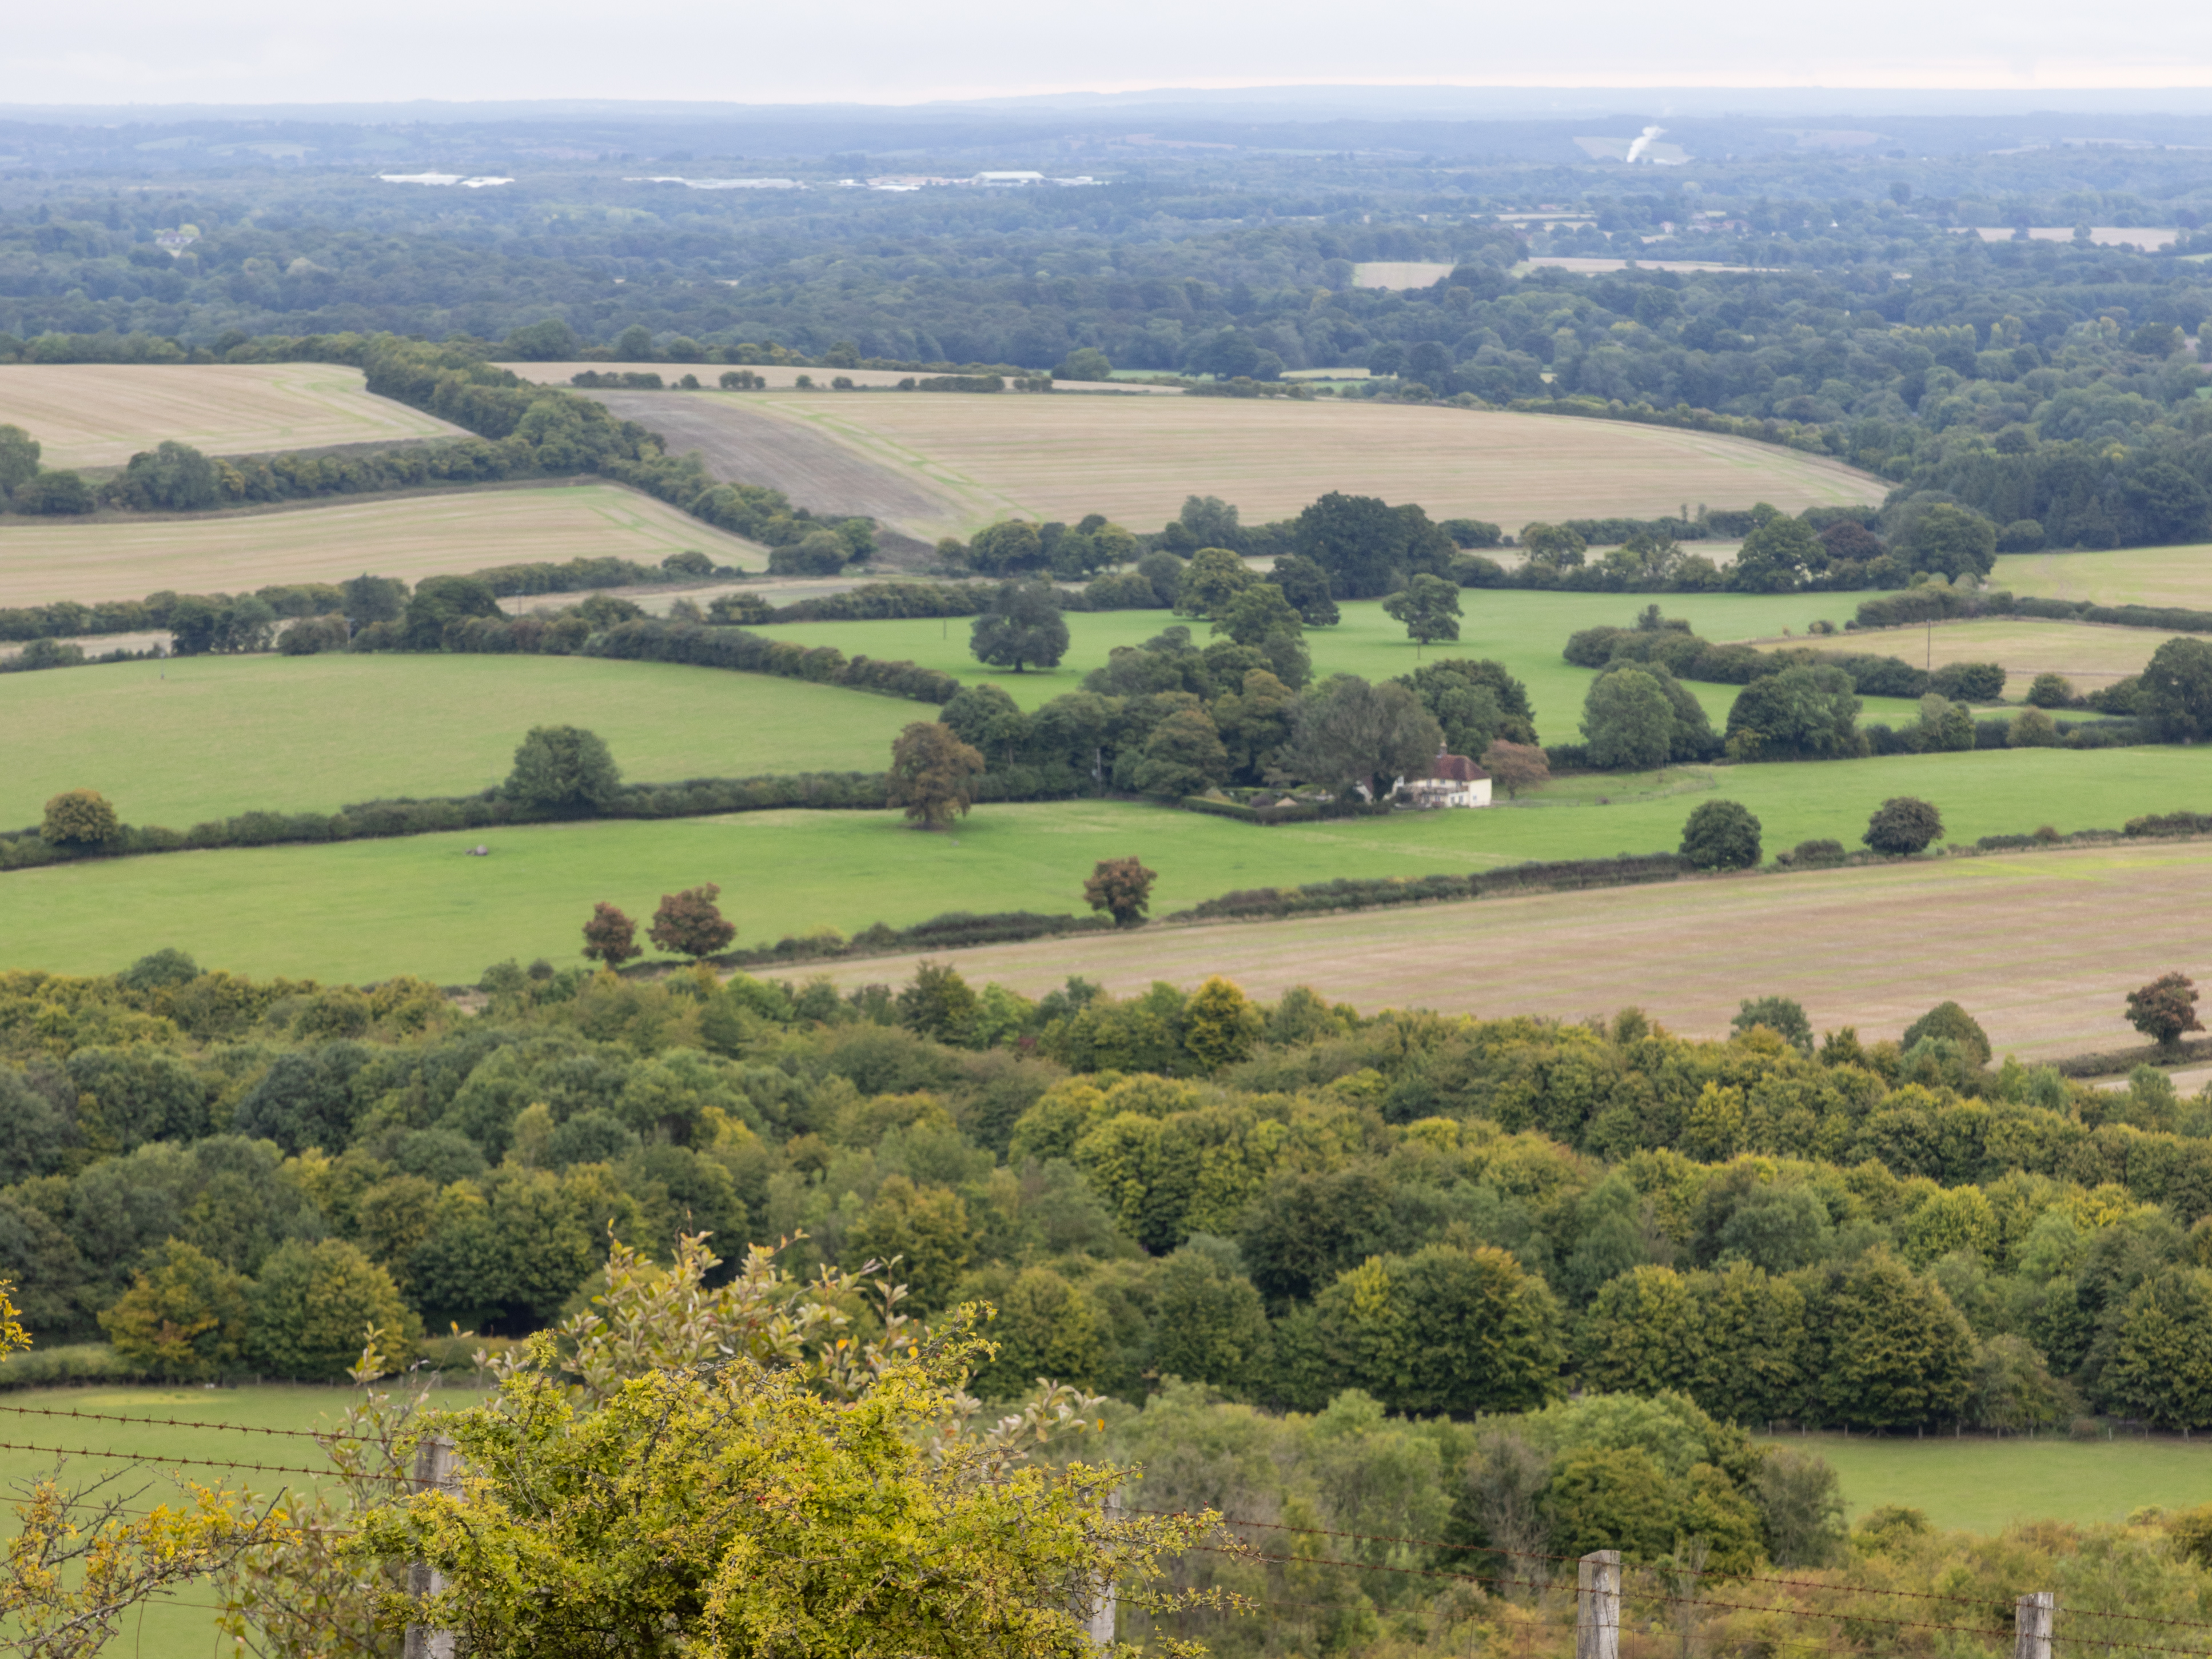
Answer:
0 1439 426 1486
0 1402 389 1443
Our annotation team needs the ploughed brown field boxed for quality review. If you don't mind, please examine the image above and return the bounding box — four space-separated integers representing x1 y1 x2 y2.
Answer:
810 841 2212 1064
0 362 463 466
0 482 759 606
579 389 1883 538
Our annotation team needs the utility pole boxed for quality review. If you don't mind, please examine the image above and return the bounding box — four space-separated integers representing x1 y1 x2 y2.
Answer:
403 1437 459 1659
1576 1550 1621 1659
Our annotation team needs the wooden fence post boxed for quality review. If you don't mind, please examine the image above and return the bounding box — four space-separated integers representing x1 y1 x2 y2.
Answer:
1577 1550 1621 1659
402 1436 458 1659
2015 1591 2055 1659
1085 1489 1122 1653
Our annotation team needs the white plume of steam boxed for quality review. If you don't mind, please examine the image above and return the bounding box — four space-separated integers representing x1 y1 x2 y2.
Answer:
1625 125 1664 163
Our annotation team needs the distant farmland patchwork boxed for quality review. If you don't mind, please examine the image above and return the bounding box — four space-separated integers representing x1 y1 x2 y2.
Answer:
0 361 464 466
0 481 762 607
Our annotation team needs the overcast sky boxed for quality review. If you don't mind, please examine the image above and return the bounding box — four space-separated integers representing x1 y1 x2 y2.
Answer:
10 0 2212 108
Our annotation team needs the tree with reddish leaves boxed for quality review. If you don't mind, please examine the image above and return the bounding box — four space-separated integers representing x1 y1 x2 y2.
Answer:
1083 856 1158 927
581 902 641 968
649 883 737 960
2126 972 2204 1051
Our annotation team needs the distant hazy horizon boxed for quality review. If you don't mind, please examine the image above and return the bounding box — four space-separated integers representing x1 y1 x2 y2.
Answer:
9 0 2212 111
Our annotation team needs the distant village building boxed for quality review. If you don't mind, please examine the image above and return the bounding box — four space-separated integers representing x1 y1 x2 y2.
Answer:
1400 750 1492 809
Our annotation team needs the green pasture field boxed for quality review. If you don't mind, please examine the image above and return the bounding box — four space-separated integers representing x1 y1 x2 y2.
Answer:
6 745 2211 987
1767 1431 2212 1533
773 591 1935 729
0 1381 491 1659
0 654 919 829
1995 542 2212 609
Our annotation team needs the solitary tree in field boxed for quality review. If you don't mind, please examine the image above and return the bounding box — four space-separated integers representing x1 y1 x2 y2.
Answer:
1863 796 1944 856
581 902 641 968
1680 800 1763 871
969 581 1069 672
649 884 736 960
2127 972 2205 1051
41 788 119 848
507 725 622 813
888 721 985 831
1084 856 1158 927
1381 573 1463 652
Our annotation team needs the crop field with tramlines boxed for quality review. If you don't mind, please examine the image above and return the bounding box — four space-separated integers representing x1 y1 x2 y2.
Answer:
0 362 464 466
0 481 760 607
571 386 1883 538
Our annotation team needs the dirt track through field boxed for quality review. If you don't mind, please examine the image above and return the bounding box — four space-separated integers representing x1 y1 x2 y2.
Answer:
810 842 2212 1061
585 392 958 533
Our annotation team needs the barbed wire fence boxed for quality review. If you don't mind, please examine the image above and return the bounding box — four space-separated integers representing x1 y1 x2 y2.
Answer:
5 1409 2211 1659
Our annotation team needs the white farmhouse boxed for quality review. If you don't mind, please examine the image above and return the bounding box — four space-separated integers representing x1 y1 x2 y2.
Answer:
1400 750 1492 809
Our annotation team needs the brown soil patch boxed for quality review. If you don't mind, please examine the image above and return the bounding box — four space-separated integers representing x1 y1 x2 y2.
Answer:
808 842 2212 1062
583 392 958 537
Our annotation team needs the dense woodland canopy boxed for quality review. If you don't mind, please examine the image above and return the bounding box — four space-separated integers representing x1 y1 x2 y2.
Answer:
7 951 2212 1451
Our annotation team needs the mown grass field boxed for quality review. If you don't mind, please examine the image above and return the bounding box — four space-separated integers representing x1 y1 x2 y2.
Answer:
0 362 464 468
1767 1432 2212 1533
6 747 2212 995
1995 543 2212 609
1743 616 2165 693
0 481 761 607
0 654 920 828
732 391 1882 536
0 1381 491 1659
775 592 1934 727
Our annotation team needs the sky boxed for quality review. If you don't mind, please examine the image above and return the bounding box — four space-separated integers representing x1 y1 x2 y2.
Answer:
7 0 2212 108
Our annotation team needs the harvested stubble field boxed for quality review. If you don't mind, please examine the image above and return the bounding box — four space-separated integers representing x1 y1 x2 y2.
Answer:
614 390 1880 538
1741 616 2166 692
6 747 2211 988
0 481 760 607
0 652 918 827
0 362 463 467
1352 261 1457 289
1994 542 2212 609
811 838 2212 1065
